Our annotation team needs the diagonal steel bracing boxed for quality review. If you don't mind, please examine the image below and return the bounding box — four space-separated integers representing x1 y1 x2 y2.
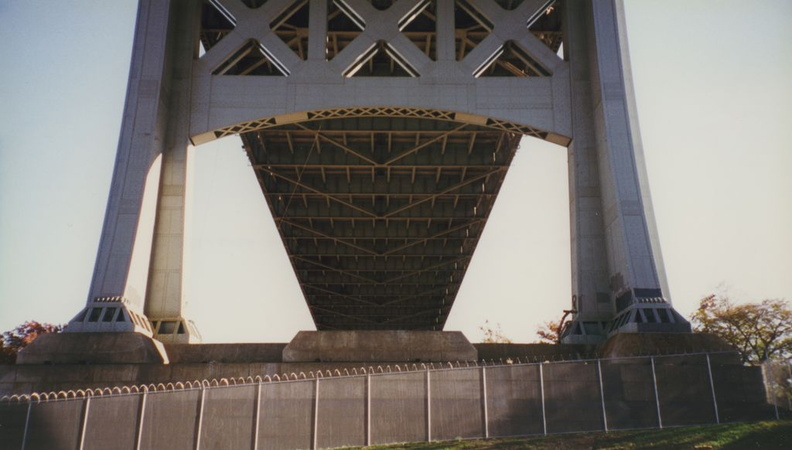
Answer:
242 117 519 330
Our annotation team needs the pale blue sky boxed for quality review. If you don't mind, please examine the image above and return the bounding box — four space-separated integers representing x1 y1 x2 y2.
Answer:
1 1 790 343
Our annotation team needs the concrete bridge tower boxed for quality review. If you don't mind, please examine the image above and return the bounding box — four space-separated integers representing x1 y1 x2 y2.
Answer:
61 0 689 349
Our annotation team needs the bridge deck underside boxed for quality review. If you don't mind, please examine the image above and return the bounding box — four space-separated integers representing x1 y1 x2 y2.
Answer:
241 118 520 330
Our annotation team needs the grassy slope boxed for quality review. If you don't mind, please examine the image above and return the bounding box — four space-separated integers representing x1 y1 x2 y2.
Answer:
348 420 792 449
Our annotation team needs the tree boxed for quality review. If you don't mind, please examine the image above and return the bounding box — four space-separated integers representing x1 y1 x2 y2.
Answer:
691 295 792 364
536 320 562 344
0 340 15 364
479 320 512 344
1 321 64 364
535 309 575 344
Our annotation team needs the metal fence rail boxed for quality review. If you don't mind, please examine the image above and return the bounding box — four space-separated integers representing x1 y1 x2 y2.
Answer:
0 352 780 449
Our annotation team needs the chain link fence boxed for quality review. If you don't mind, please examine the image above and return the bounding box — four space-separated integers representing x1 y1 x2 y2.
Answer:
0 352 780 449
763 359 792 420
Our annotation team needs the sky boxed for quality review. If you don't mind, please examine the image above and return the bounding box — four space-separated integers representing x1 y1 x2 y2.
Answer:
1 1 790 344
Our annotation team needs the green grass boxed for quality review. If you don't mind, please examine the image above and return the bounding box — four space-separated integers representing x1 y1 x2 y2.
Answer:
346 420 792 449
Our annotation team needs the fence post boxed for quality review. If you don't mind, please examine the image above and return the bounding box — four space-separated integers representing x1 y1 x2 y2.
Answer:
78 397 91 450
195 387 206 450
21 400 32 450
763 363 780 420
135 392 147 450
366 373 371 446
425 369 432 442
596 359 608 432
481 366 489 438
253 381 262 450
313 378 320 450
787 363 792 411
705 354 720 424
539 362 547 435
650 357 663 429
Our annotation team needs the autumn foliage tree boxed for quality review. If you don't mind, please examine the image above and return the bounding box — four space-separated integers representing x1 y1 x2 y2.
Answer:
479 320 512 344
536 320 562 344
1 321 64 364
691 295 792 364
0 341 14 364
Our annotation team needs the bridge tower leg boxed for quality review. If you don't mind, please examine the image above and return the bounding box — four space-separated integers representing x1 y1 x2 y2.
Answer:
561 0 689 343
64 0 202 344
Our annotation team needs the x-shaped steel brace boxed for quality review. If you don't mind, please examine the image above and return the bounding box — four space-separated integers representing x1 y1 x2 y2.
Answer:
199 0 305 75
329 0 434 76
461 0 563 76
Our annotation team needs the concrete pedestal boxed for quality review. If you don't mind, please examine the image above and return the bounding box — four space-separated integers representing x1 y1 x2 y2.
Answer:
599 332 735 359
282 330 477 362
15 332 169 365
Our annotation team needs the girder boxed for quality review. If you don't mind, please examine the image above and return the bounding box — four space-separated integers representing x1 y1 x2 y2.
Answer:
200 0 563 78
242 116 519 330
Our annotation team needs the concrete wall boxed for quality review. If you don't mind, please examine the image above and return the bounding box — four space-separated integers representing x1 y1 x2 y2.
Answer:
474 343 597 361
0 354 775 449
1 333 744 396
283 331 477 362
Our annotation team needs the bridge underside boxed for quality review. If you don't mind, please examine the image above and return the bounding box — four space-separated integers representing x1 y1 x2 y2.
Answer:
241 118 521 330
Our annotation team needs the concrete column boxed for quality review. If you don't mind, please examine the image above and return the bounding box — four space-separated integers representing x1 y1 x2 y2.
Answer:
143 0 203 343
144 145 189 321
85 0 173 310
587 0 664 294
564 0 614 331
66 0 203 343
65 0 175 338
562 0 689 342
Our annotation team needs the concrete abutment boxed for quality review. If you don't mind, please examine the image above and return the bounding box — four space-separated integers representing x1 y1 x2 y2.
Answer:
5 331 745 395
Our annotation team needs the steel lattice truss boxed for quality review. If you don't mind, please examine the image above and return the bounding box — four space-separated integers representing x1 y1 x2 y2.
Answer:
199 0 562 79
242 119 520 330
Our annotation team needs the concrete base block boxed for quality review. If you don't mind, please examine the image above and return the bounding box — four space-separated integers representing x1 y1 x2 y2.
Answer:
475 343 598 361
164 343 287 363
282 330 477 362
599 332 735 359
15 333 169 365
